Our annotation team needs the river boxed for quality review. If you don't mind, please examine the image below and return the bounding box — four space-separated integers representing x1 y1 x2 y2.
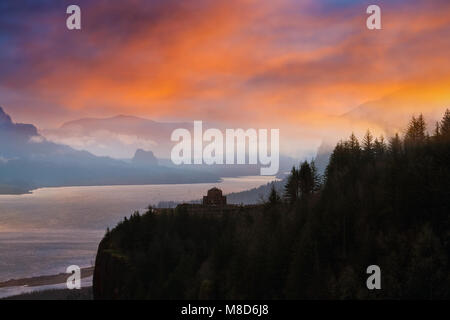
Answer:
0 176 275 298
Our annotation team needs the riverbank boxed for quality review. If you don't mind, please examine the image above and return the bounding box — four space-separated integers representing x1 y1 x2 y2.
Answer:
2 287 92 300
0 266 94 289
0 185 31 195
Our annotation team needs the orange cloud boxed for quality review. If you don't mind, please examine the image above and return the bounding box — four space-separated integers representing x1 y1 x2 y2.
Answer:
1 0 450 157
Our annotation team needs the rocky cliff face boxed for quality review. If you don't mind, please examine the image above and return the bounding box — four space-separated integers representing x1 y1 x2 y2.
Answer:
0 106 38 138
132 149 158 166
93 238 133 300
0 106 13 126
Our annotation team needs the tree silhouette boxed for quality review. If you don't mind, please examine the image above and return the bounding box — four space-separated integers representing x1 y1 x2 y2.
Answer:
440 108 450 138
405 114 426 145
389 133 402 158
267 183 281 205
362 130 374 158
374 135 387 157
310 160 322 192
284 166 299 204
299 161 314 198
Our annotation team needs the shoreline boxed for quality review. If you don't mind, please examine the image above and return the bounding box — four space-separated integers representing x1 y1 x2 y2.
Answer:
0 179 225 196
0 266 94 289
0 175 280 196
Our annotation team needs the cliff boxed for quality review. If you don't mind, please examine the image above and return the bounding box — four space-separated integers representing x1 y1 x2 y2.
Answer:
93 111 450 299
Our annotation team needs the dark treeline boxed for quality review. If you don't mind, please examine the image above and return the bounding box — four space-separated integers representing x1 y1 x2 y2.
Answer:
94 110 450 299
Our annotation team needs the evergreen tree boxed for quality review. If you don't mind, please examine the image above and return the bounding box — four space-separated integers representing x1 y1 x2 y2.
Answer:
346 133 361 166
310 160 322 192
434 122 440 138
440 108 450 138
268 183 281 205
389 133 402 157
284 166 299 204
374 135 387 157
405 114 426 145
348 133 360 152
362 130 374 156
299 161 314 198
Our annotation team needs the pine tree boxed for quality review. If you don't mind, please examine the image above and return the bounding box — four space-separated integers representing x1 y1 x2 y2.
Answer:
268 183 281 205
374 135 387 157
310 160 322 192
362 130 373 151
299 161 314 198
440 109 450 138
362 130 374 159
348 133 360 152
344 133 361 167
389 133 402 157
405 114 427 145
434 122 440 138
284 166 299 204
417 114 427 138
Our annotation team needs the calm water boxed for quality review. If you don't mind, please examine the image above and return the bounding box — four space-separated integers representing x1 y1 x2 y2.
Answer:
0 176 274 297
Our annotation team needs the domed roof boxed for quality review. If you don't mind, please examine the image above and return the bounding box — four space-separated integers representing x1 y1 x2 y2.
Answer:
207 187 223 196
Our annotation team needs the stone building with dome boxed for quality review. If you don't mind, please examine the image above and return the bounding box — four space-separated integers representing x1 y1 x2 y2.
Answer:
171 187 259 215
202 187 227 206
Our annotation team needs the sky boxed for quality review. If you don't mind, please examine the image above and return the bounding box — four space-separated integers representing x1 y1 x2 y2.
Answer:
1 0 450 157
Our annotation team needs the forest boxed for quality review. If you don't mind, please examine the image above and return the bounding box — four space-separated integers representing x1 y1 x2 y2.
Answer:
93 110 450 299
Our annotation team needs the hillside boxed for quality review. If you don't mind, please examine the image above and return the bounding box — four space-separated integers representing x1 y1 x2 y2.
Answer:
93 110 450 299
226 178 286 204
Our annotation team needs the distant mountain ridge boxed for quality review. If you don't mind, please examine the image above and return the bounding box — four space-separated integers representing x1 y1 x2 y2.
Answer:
0 106 221 194
342 84 450 137
43 114 193 159
314 85 450 172
43 113 299 176
0 106 38 138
